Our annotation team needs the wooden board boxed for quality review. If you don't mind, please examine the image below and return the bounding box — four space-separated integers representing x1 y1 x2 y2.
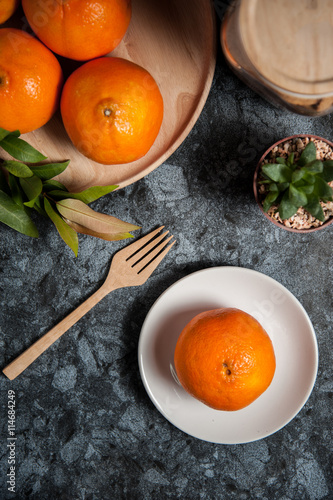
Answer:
6 0 216 192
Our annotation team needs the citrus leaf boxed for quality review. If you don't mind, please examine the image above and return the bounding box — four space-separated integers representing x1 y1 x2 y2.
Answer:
2 160 33 178
0 127 20 141
47 185 118 203
0 168 10 195
8 173 24 206
42 180 68 192
0 189 38 237
32 196 47 216
64 184 118 204
0 135 47 162
44 198 78 257
56 198 140 234
24 197 40 208
46 190 74 200
64 218 134 241
30 160 70 180
298 141 317 166
19 175 43 201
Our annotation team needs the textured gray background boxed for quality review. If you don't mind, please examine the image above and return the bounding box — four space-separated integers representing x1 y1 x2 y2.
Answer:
1 5 333 500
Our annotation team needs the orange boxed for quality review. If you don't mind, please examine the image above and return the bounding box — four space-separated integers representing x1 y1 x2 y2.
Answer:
0 28 63 134
22 0 132 61
60 57 164 165
174 308 276 411
0 0 20 24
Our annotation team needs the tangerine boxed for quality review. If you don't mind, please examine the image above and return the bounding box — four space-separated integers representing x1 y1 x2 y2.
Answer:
60 57 164 165
0 0 20 24
174 308 276 411
0 28 63 134
22 0 132 61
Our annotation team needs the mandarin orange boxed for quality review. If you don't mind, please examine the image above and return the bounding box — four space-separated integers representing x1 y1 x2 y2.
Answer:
22 0 132 61
60 57 164 165
0 0 20 24
174 308 276 411
0 28 63 134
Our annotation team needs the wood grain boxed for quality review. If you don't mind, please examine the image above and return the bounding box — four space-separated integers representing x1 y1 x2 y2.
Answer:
5 0 216 192
239 0 333 95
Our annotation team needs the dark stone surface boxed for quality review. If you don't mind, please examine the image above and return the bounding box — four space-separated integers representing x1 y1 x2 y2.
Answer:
1 9 333 500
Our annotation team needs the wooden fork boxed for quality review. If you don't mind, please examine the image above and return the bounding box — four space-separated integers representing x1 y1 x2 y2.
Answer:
3 226 175 380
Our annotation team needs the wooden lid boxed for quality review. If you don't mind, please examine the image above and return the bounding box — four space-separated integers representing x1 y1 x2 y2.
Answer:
239 0 333 95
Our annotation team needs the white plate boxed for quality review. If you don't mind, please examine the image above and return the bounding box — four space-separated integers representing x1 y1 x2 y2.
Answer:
138 267 318 444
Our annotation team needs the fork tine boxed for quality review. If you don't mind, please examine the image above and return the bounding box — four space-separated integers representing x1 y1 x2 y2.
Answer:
133 234 174 270
138 238 176 278
122 226 165 258
127 229 169 265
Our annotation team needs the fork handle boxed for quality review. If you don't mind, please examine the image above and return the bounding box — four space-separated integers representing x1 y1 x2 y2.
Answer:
2 283 116 380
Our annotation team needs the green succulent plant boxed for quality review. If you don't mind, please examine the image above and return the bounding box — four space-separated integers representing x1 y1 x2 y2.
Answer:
259 141 333 221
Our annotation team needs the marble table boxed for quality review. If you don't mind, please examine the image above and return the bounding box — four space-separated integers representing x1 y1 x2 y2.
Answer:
1 10 333 500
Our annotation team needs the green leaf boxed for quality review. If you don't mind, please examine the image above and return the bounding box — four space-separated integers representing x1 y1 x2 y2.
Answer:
298 141 317 166
45 190 74 200
30 160 70 180
279 192 298 220
44 198 78 257
0 135 47 162
65 184 118 204
292 169 306 183
313 177 333 200
261 163 292 183
303 159 323 174
303 172 316 185
287 152 295 167
2 160 33 178
298 184 314 195
0 189 38 237
24 197 40 208
269 183 279 192
8 173 24 206
46 185 118 203
19 175 43 201
0 168 10 195
263 191 279 212
289 184 308 207
32 196 47 216
0 127 20 141
56 198 140 235
277 182 289 192
64 218 135 241
276 157 286 165
322 161 333 182
305 195 325 221
42 180 68 192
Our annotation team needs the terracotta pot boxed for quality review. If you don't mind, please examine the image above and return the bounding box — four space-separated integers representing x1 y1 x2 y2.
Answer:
253 134 333 233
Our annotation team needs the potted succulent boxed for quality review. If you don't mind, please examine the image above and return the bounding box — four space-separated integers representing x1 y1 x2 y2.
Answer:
253 135 333 232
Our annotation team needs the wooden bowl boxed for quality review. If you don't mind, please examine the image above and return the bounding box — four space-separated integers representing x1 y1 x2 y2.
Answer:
7 0 216 192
